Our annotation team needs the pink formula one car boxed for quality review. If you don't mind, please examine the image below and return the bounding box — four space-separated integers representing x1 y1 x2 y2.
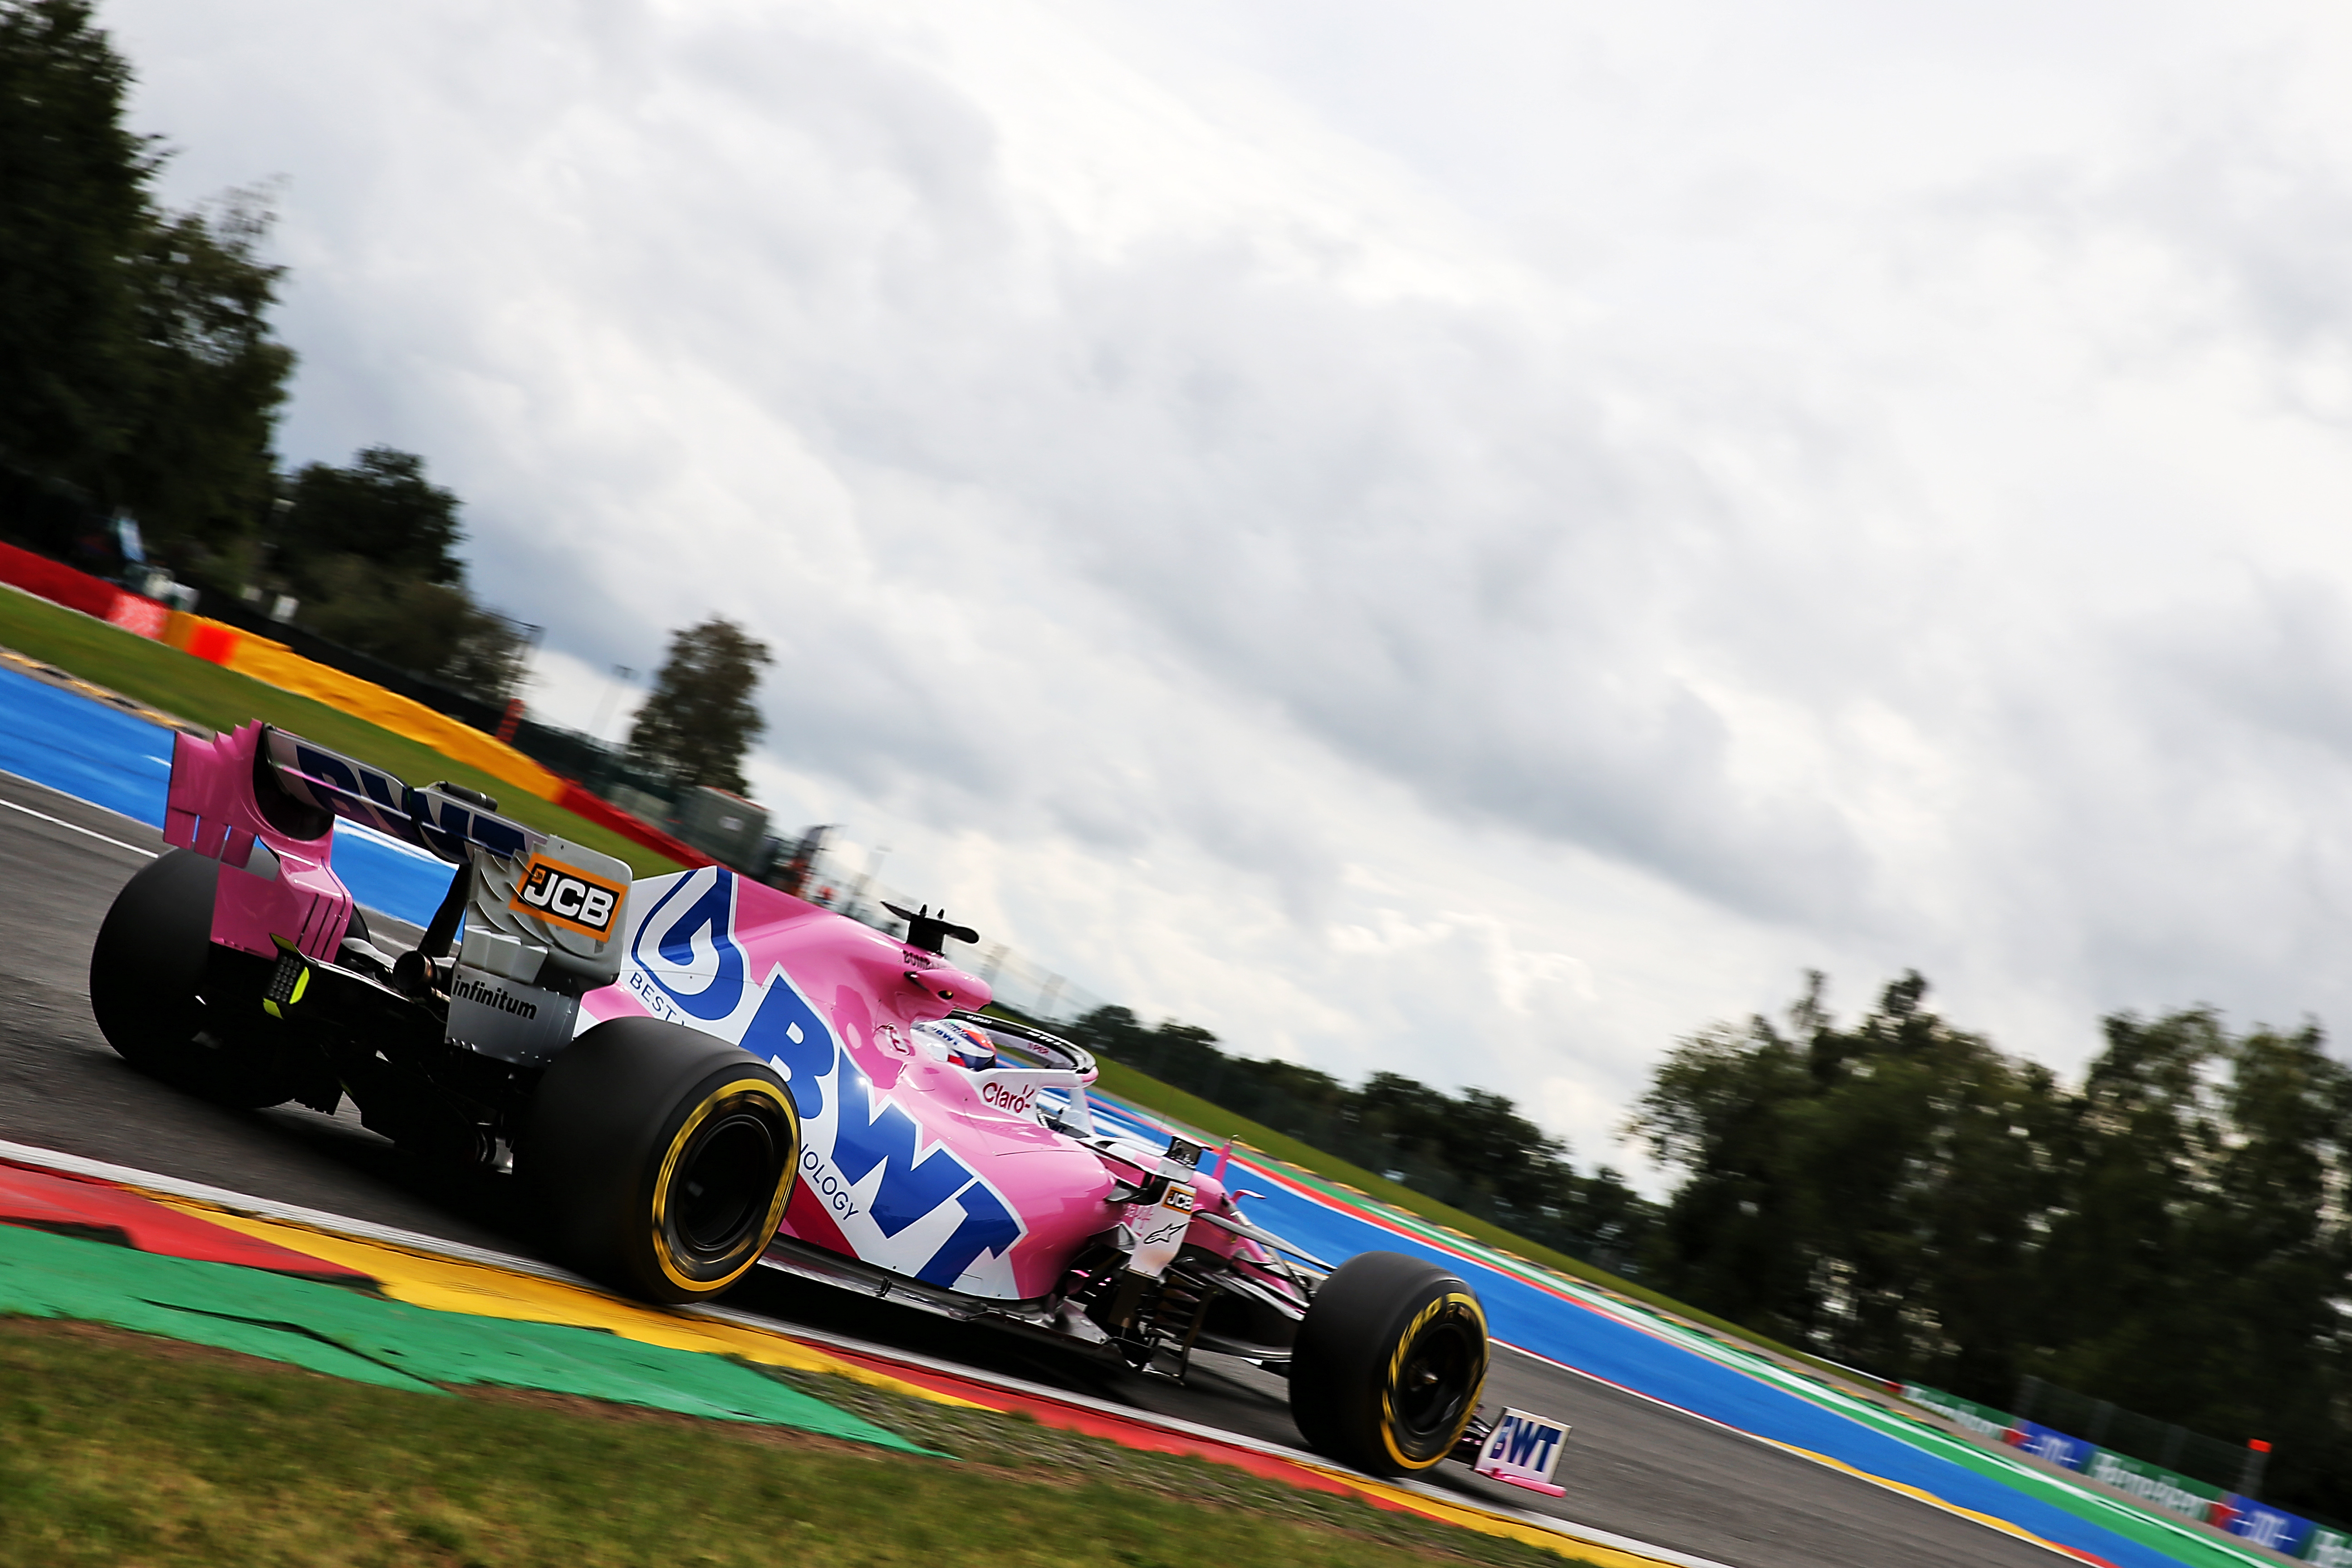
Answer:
88 722 1493 1476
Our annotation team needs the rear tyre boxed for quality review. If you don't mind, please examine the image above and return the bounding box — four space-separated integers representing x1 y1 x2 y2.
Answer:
522 1016 799 1303
88 848 302 1109
1289 1250 1488 1476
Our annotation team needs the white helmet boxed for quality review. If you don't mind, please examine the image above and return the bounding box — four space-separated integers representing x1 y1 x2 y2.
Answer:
913 1018 998 1070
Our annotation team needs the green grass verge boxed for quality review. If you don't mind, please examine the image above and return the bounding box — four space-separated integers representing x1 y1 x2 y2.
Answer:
0 587 680 879
0 1315 1583 1568
1087 1055 1842 1380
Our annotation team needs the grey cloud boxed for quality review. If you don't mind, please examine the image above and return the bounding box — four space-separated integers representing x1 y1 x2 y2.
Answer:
107 0 2352 1135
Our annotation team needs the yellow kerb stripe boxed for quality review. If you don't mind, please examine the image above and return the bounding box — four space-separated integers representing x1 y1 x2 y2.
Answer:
151 1199 982 1408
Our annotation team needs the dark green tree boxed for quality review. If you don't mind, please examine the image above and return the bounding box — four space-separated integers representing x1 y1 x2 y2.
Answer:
1632 972 2064 1386
627 616 774 794
1060 1003 1654 1271
0 0 290 563
0 0 147 516
264 447 531 703
1633 974 2352 1517
1627 998 1818 1343
112 193 291 561
294 558 533 701
2027 1011 2352 1513
1358 1073 1567 1196
270 446 466 596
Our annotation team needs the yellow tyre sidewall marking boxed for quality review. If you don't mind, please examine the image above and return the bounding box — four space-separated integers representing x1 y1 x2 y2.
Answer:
1379 1289 1488 1471
649 1077 797 1294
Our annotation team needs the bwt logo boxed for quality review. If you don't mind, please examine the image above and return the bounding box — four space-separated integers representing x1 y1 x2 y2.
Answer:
630 867 1025 1290
512 856 622 938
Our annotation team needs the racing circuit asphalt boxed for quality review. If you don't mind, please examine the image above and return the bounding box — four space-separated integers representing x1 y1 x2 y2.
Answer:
0 767 2069 1568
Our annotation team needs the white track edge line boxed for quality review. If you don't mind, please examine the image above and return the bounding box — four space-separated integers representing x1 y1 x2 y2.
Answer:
0 1136 1723 1568
0 762 167 830
0 795 159 858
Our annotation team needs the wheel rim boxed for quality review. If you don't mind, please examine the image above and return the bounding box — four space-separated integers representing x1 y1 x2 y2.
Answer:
1394 1317 1479 1440
1380 1292 1487 1466
652 1081 795 1289
673 1105 780 1255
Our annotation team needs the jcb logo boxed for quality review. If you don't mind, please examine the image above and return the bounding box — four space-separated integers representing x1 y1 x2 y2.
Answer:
512 857 623 938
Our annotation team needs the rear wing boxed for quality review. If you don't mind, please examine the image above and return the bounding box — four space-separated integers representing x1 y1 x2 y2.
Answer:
260 727 540 866
260 727 634 996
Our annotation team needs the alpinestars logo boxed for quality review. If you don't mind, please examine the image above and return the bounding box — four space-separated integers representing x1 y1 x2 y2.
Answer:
452 976 538 1017
511 856 624 938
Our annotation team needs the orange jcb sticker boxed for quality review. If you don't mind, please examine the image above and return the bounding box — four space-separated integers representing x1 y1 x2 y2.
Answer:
510 856 625 939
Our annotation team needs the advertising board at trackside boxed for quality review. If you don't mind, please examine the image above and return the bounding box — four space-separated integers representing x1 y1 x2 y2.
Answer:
1906 1383 2341 1561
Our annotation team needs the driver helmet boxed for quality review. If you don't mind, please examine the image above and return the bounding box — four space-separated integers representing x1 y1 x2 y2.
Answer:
913 1019 998 1071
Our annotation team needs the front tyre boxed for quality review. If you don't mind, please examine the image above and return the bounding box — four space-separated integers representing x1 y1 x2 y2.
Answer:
88 848 302 1109
522 1016 799 1303
1289 1250 1488 1476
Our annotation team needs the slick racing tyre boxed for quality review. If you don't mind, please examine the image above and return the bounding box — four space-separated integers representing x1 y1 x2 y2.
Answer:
88 848 304 1109
1289 1250 1489 1476
523 1016 799 1304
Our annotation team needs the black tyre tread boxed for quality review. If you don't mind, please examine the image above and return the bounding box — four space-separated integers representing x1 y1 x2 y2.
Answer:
1289 1250 1488 1475
522 1016 796 1304
88 848 299 1109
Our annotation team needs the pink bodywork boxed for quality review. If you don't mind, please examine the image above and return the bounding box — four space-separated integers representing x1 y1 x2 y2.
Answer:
162 722 353 962
582 867 1275 1302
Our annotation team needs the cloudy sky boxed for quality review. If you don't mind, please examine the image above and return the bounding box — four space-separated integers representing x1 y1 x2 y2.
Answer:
106 0 2352 1178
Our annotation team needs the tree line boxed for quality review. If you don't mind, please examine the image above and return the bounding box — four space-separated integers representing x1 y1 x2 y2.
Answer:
1062 1006 1657 1276
1633 973 2350 1519
0 0 528 703
1 0 772 796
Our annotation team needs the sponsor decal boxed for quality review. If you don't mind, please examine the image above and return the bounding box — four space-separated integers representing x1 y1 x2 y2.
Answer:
1135 1214 1188 1250
979 1078 1040 1117
2220 1498 2312 1555
451 975 538 1018
2009 1419 2088 1471
1475 1407 1570 1495
1124 1143 1203 1280
2085 1451 2215 1521
283 740 530 861
512 855 624 938
1904 1384 2014 1442
627 867 1025 1292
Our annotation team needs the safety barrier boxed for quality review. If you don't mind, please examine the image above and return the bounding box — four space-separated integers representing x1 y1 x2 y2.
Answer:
163 611 715 868
0 539 168 637
1906 1383 2345 1559
159 612 563 798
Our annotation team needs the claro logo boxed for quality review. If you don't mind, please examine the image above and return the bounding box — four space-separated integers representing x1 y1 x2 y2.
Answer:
979 1078 1039 1117
511 856 624 938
